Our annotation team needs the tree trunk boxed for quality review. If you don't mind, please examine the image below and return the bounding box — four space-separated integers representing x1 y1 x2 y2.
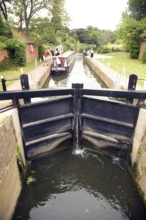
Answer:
0 2 8 20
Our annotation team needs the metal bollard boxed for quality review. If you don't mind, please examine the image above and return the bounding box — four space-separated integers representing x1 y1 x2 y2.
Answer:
127 74 138 103
20 74 30 90
20 74 31 103
128 74 137 90
1 78 7 91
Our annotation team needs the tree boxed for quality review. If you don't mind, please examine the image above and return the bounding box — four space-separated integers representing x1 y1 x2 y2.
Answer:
30 17 58 45
11 0 53 35
86 26 100 46
30 0 69 45
91 31 100 46
118 14 144 58
128 0 146 20
51 0 69 33
0 0 12 21
0 15 11 37
76 29 92 44
99 30 115 46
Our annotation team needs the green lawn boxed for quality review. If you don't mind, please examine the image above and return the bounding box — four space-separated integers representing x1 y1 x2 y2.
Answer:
98 52 146 88
0 60 42 91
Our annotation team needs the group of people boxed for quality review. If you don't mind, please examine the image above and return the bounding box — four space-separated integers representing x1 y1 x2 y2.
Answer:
50 48 60 56
43 45 63 61
43 46 63 67
83 48 94 58
43 48 59 61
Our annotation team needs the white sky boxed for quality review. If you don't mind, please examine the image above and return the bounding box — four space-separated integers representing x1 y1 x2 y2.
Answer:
65 0 128 30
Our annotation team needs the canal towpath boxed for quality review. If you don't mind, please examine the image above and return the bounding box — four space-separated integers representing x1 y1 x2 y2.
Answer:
7 59 52 91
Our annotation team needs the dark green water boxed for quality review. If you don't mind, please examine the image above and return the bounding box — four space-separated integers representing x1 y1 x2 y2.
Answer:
13 145 146 220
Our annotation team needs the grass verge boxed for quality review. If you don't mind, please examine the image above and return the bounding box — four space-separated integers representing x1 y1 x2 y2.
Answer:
0 60 42 91
98 52 146 88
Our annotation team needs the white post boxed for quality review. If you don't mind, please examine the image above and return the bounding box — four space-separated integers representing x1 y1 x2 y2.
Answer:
35 59 37 67
107 62 110 67
121 74 124 83
144 79 146 89
20 68 23 74
119 74 122 83
123 67 126 74
32 73 35 83
116 73 119 83
29 73 35 85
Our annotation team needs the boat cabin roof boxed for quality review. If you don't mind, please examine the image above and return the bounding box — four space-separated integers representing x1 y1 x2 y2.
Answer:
59 50 75 58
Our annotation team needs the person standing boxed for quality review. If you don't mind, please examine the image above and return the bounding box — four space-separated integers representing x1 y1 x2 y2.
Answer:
43 50 49 61
50 48 55 56
56 56 61 67
90 48 94 58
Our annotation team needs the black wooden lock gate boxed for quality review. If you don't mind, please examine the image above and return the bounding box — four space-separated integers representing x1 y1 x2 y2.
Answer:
1 83 146 160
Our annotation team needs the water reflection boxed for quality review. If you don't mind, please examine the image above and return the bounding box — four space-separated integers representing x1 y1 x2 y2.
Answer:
13 147 146 220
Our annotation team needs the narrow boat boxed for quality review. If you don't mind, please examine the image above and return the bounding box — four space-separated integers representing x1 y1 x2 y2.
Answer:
51 50 76 76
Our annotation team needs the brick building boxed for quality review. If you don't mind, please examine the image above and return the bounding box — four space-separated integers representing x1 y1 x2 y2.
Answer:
0 49 9 62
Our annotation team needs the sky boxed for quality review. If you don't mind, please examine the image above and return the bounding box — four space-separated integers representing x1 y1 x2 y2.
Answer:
65 0 128 31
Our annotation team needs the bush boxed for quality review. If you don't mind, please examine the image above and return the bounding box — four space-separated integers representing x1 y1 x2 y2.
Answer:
38 45 45 59
14 44 26 66
0 42 6 50
6 39 26 66
111 47 121 52
142 49 146 63
122 45 130 53
97 46 110 54
0 36 8 50
129 44 140 59
0 57 14 71
0 36 8 43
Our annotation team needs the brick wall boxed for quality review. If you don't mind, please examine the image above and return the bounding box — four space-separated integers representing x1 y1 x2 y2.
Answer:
139 42 146 60
0 49 9 62
26 43 38 62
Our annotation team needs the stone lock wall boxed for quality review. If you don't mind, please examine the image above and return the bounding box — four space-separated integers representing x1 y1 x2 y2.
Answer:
0 109 25 220
131 108 146 165
131 108 146 205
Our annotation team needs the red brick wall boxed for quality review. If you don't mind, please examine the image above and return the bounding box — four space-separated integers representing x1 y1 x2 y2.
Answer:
0 49 9 62
0 44 38 63
26 43 38 62
139 42 146 60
